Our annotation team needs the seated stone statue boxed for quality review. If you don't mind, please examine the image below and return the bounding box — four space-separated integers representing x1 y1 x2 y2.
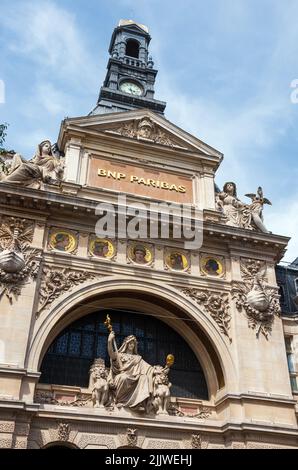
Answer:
89 358 109 408
216 182 252 229
107 331 156 411
0 140 64 189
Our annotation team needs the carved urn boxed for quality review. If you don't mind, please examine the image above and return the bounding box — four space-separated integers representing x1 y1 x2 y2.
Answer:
0 249 25 273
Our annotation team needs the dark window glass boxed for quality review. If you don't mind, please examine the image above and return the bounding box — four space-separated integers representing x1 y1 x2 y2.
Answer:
125 39 139 58
40 309 208 399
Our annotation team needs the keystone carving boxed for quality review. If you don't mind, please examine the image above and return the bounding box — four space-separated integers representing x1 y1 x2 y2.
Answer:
126 428 138 447
231 258 280 338
181 288 232 342
57 423 70 441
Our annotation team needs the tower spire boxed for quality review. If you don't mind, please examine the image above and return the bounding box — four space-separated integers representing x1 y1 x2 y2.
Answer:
90 20 166 115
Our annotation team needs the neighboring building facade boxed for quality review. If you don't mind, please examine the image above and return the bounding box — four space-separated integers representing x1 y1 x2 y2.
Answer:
0 20 297 449
276 260 298 398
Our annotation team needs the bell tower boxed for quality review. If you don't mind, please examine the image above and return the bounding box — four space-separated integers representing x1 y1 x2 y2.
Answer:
90 19 166 115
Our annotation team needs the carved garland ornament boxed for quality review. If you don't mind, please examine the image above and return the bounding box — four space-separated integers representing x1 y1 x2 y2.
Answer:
231 258 280 339
181 288 232 342
37 267 98 315
0 217 41 303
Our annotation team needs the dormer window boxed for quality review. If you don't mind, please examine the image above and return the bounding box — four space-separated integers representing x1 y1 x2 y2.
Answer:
126 39 140 58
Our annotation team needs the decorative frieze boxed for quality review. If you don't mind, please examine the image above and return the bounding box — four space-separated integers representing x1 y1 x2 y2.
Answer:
181 288 232 342
231 258 280 339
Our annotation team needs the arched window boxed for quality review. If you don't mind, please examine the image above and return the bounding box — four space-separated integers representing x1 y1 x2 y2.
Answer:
125 39 139 58
40 309 208 400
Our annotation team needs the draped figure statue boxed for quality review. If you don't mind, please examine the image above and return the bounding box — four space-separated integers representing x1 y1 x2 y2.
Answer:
0 140 64 189
107 331 155 410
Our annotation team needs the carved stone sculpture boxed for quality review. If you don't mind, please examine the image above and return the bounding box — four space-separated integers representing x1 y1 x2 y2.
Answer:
232 258 280 338
113 118 176 147
89 358 109 408
245 187 271 233
107 323 173 414
0 140 64 189
151 365 172 415
57 423 70 441
216 182 252 229
126 428 138 447
216 182 271 233
0 217 40 302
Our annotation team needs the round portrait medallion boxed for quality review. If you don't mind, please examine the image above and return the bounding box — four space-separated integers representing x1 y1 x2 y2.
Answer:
166 251 189 271
129 243 153 265
201 257 224 276
49 231 77 253
90 238 115 259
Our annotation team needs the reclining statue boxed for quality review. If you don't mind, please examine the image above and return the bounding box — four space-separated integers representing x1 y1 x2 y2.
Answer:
0 140 64 189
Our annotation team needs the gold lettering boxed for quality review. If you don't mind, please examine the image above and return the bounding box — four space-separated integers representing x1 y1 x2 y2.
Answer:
147 179 156 187
138 177 147 185
130 176 138 182
169 184 179 192
161 182 169 189
118 173 126 180
107 171 117 179
178 185 186 193
98 169 107 177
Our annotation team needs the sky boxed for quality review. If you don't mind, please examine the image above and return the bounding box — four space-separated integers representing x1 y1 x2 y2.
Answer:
0 0 297 262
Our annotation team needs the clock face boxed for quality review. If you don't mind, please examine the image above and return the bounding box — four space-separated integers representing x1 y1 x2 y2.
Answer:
120 81 143 96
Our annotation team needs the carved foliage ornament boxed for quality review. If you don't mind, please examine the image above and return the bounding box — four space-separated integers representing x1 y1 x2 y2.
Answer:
0 217 40 303
37 267 97 315
181 288 232 342
231 258 280 339
111 118 177 147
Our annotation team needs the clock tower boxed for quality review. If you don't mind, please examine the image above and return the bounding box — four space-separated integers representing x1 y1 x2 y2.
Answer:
90 19 167 115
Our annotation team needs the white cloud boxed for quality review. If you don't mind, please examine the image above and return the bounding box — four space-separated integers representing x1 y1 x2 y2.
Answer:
1 0 100 89
267 195 298 263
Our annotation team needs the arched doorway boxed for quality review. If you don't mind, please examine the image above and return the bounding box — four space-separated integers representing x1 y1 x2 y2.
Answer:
43 442 78 449
40 308 209 399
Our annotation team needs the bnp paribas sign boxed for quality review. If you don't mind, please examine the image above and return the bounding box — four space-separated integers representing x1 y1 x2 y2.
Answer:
88 155 193 204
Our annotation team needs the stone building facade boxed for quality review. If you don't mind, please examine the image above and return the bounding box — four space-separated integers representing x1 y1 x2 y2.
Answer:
0 20 297 449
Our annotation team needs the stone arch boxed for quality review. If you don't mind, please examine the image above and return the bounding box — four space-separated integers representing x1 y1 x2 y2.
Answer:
43 441 79 449
27 277 237 400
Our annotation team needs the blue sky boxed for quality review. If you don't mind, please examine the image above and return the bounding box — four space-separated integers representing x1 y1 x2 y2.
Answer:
0 0 298 261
